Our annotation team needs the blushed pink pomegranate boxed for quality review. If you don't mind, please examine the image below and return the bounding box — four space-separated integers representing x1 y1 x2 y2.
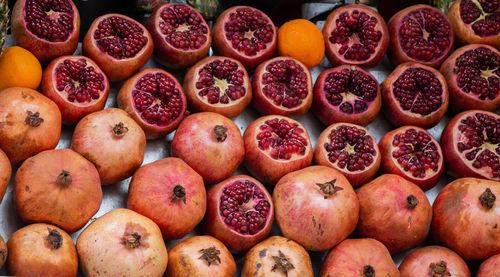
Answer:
323 4 389 68
252 57 312 116
205 175 274 253
0 234 6 270
244 115 313 185
146 3 211 69
11 0 80 63
399 246 470 277
314 123 380 187
184 56 252 118
0 149 11 205
313 65 381 127
83 14 153 82
477 254 500 277
388 4 454 67
213 6 277 69
118 68 187 139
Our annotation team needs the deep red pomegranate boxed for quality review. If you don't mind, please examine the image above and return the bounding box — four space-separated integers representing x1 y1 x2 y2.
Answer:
71 108 146 185
381 62 449 128
0 87 61 164
0 234 6 270
432 177 500 260
244 115 313 185
167 235 236 277
171 112 244 184
379 126 444 191
313 65 381 127
83 13 153 82
388 4 454 67
41 55 110 125
440 44 500 112
0 149 11 204
127 157 206 239
448 0 500 48
77 208 168 276
323 4 389 68
399 246 471 277
252 57 312 116
184 56 251 118
205 175 274 253
213 6 277 69
319 238 399 277
146 3 211 69
11 0 80 63
314 123 380 187
118 68 187 139
441 110 500 180
477 254 500 277
7 223 78 277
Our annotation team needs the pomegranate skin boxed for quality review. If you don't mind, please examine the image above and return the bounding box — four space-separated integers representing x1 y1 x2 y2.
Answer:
0 234 6 270
0 149 11 204
399 246 470 277
477 254 500 277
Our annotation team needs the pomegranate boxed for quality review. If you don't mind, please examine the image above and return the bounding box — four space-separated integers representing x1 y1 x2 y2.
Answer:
313 65 381 127
184 56 252 118
440 44 500 112
243 115 313 185
7 223 78 277
432 177 500 260
0 149 11 204
274 166 359 251
388 4 454 67
381 62 449 128
83 13 153 82
477 254 500 277
71 108 146 185
0 234 6 270
319 238 399 277
117 68 187 139
252 57 313 116
399 246 470 277
204 175 274 253
11 0 80 63
0 87 61 164
242 236 313 277
213 6 277 69
171 112 244 184
441 110 500 180
167 235 236 277
379 126 444 190
77 208 168 276
128 157 206 239
146 3 211 69
41 55 110 125
323 4 389 68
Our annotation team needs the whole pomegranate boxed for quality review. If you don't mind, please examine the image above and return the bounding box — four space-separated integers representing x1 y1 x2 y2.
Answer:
71 108 146 185
171 112 245 184
77 208 168 276
477 254 500 277
432 177 500 260
242 236 313 277
273 166 359 251
0 149 11 204
0 234 6 270
205 175 274 253
399 246 470 277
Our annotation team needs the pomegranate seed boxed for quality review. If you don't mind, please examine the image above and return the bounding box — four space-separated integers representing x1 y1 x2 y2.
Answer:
256 118 308 160
55 58 105 103
25 0 74 42
196 59 246 104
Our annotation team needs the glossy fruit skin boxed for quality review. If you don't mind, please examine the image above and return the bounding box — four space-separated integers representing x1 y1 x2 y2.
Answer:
0 234 6 270
477 254 500 277
0 46 42 91
0 149 11 204
399 246 470 277
274 166 359 251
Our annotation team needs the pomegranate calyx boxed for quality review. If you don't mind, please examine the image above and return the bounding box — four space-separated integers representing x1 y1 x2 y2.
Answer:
171 185 186 204
112 122 129 137
406 195 419 209
479 188 496 209
25 111 44 127
316 179 343 198
271 250 295 276
429 261 448 276
198 246 221 266
46 228 63 249
363 265 375 277
56 170 72 187
214 125 228 142
122 232 142 249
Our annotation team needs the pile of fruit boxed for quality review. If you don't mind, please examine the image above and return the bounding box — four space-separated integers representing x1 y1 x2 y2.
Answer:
0 0 499 276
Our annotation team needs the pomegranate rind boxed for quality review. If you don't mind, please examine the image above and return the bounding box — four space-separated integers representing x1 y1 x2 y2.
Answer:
478 254 500 277
0 149 11 205
0 234 6 269
399 246 471 277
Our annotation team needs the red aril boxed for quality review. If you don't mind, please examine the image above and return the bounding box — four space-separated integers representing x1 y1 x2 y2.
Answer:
399 246 470 277
0 149 11 204
478 254 500 277
0 234 5 270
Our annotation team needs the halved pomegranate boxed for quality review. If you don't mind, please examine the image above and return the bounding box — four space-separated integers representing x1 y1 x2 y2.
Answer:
83 13 153 82
11 0 80 63
323 4 389 68
243 115 313 185
213 6 277 69
478 254 500 277
440 44 500 112
399 246 471 277
314 122 380 187
146 3 211 69
381 62 449 128
41 55 109 125
205 175 274 253
184 56 252 118
118 68 187 139
441 110 500 180
388 4 454 67
0 149 11 205
313 65 381 127
252 57 312 116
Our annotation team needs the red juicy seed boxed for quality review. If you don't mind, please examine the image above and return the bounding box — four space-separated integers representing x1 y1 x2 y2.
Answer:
460 0 500 37
159 4 208 50
24 0 74 42
55 59 105 103
195 59 246 104
256 118 308 160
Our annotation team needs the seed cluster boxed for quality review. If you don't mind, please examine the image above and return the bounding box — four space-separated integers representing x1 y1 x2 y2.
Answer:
159 4 209 50
256 118 308 160
460 0 499 37
25 0 74 42
55 58 105 103
196 59 246 104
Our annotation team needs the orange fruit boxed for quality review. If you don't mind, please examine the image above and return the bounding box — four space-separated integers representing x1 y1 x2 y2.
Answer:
0 46 42 91
277 19 325 68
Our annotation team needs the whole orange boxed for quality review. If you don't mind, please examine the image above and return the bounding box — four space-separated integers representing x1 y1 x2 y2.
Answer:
0 46 42 91
277 19 325 68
